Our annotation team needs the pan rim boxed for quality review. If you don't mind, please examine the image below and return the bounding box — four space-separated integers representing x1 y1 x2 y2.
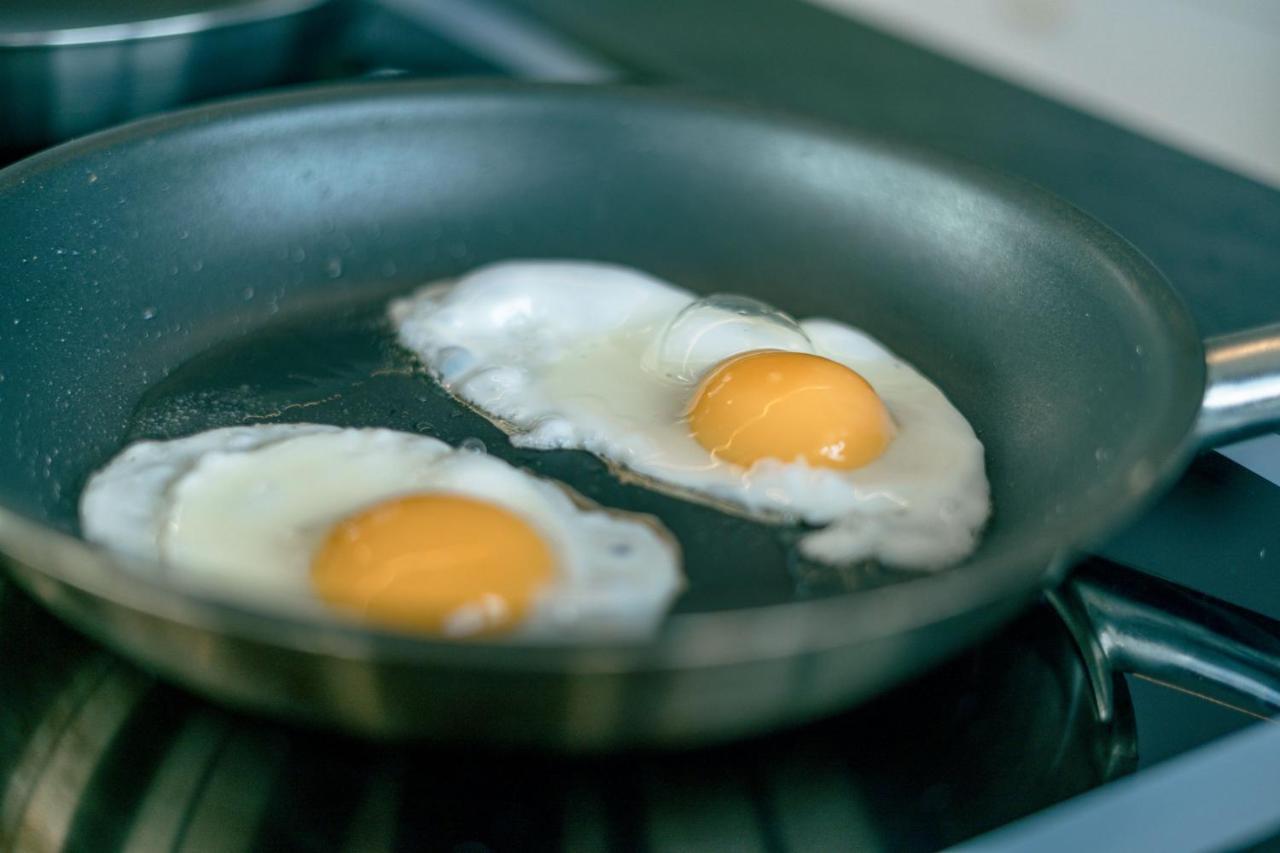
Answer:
0 78 1207 673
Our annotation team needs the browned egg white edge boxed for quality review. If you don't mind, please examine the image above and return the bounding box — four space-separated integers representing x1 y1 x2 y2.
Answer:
388 283 991 575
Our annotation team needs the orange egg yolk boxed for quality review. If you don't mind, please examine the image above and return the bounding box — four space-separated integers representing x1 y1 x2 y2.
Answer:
310 494 555 637
687 350 894 470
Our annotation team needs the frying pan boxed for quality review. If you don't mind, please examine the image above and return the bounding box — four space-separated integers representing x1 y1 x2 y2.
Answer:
1 81 1279 750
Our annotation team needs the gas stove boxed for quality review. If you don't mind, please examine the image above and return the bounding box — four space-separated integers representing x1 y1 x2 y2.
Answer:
2 1 1279 850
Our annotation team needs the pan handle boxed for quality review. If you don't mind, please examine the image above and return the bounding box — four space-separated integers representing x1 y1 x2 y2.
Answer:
1195 323 1280 447
1049 556 1280 723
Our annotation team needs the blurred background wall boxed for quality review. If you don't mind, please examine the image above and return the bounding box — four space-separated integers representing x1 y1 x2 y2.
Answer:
809 0 1280 188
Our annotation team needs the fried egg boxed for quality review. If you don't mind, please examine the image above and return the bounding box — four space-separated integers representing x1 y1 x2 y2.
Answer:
80 425 683 640
391 261 990 570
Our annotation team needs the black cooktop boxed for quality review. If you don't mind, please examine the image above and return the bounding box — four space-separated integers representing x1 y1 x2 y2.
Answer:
0 578 1130 852
2 0 1279 849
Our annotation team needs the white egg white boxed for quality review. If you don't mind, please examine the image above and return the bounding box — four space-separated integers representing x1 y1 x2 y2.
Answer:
80 425 684 640
391 260 991 570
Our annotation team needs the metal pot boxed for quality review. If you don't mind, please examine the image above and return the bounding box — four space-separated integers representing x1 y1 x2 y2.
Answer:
0 0 349 150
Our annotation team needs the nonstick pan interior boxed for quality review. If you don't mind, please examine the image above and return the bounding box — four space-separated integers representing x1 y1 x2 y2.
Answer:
0 82 1204 621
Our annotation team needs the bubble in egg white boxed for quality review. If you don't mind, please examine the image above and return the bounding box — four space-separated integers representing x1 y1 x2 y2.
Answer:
643 294 814 382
